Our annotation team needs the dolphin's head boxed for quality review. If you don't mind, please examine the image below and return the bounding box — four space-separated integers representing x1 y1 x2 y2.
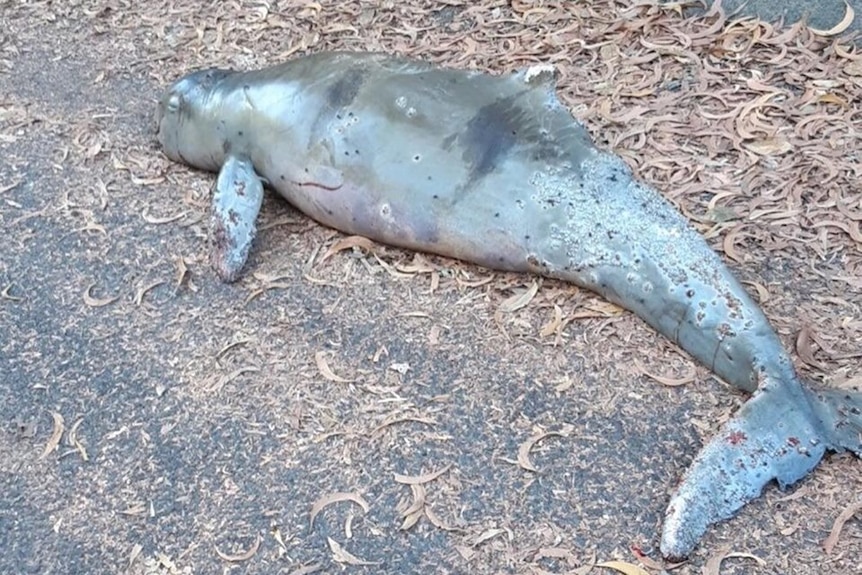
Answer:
155 68 232 171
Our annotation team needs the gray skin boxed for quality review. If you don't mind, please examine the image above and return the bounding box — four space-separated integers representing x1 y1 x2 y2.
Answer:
155 52 861 559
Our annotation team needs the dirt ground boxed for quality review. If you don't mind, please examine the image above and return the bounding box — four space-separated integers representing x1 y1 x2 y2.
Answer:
1 1 861 574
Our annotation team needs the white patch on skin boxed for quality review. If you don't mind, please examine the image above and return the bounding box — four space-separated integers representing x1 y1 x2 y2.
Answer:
523 63 556 84
379 202 394 222
242 86 257 110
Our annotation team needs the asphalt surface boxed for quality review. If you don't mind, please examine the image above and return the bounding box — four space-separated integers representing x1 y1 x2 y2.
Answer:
1 2 860 575
699 0 861 38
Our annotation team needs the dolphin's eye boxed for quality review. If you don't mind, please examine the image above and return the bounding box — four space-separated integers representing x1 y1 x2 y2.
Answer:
167 93 182 113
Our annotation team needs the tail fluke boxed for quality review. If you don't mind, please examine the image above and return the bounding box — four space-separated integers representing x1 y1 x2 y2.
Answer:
660 376 827 560
808 387 862 455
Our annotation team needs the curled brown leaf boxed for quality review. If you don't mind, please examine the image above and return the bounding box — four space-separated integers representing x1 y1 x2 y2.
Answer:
309 492 370 529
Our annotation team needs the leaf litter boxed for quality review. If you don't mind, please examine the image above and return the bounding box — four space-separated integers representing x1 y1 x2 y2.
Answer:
822 499 862 554
214 534 261 563
596 561 651 575
326 537 379 566
40 412 64 459
393 465 453 531
313 350 355 383
309 492 370 529
516 427 573 473
702 545 766 574
8 0 862 572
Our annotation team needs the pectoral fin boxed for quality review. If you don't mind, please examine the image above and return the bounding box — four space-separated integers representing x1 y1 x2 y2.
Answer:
210 154 264 282
660 378 827 560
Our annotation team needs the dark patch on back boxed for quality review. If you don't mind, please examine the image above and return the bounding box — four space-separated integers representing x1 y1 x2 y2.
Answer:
460 96 521 185
309 66 367 142
454 93 571 192
325 66 366 111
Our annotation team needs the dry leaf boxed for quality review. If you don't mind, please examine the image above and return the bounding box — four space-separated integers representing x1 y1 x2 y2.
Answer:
174 256 189 288
215 535 261 562
128 543 142 567
809 1 855 36
314 351 355 383
1 284 23 302
287 563 323 575
0 179 22 194
424 506 460 532
795 325 828 370
309 492 370 528
472 528 506 547
141 205 186 224
635 361 696 387
40 412 64 459
134 280 165 306
400 507 424 531
393 464 451 485
68 417 88 461
742 138 792 155
207 366 260 392
400 484 426 531
817 93 849 107
517 431 567 472
703 545 766 575
498 281 539 313
823 500 862 554
540 304 563 338
596 560 650 575
741 280 770 303
722 225 748 263
629 546 685 571
83 283 119 307
319 235 377 264
371 415 436 435
327 537 378 565
429 324 441 346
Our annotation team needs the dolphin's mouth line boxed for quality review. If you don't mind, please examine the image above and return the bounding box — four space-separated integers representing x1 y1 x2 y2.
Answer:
295 180 343 192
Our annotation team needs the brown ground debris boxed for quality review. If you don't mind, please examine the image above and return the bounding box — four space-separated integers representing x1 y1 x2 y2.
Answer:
1 1 860 574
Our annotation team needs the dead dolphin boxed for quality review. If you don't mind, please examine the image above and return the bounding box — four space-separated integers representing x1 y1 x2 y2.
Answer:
155 51 861 559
